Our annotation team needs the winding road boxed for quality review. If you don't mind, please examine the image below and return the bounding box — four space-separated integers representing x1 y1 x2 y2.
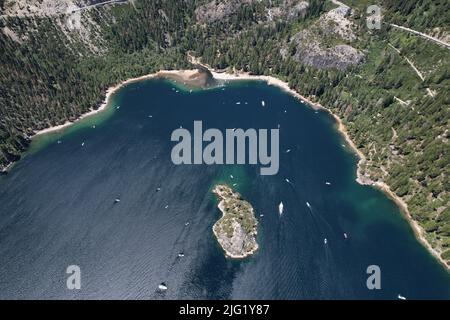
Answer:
69 0 129 13
331 0 450 50
389 23 450 50
0 0 129 19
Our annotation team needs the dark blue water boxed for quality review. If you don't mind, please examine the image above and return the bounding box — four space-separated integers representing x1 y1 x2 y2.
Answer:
0 79 449 299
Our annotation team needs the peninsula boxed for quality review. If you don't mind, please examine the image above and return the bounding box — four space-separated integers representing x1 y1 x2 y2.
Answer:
212 184 259 258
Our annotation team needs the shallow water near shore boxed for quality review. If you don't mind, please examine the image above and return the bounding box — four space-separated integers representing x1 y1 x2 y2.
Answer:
0 78 449 299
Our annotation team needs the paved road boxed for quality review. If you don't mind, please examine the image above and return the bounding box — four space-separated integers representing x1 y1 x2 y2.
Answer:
70 0 129 13
330 0 349 9
0 0 129 19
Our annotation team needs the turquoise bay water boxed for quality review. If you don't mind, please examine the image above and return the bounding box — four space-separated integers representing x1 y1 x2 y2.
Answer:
0 79 449 299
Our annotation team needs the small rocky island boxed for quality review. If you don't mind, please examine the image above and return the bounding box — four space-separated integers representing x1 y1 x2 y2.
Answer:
212 184 259 258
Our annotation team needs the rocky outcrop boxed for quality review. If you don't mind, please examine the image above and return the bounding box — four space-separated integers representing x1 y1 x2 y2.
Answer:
267 0 309 22
2 0 91 17
291 31 364 69
1 0 113 55
319 4 355 41
195 0 254 24
284 3 363 70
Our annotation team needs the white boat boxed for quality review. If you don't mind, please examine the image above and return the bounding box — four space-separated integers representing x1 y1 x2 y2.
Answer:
236 102 241 105
278 202 284 215
398 294 406 300
57 140 62 144
306 201 311 208
164 205 169 209
344 233 348 239
185 222 190 226
285 178 291 183
260 214 264 217
158 283 168 291
92 125 96 129
324 238 327 244
156 187 161 192
230 175 234 179
261 100 265 107
116 105 120 109
286 149 291 153
114 198 120 203
178 253 184 257
81 142 85 147
232 183 237 186
148 115 153 118
325 182 331 185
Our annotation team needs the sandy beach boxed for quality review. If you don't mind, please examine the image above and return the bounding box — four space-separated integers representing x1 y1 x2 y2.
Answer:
33 74 158 137
8 61 447 270
31 69 209 138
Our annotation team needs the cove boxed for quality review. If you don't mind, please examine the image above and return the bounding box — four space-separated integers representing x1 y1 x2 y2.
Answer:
0 78 449 299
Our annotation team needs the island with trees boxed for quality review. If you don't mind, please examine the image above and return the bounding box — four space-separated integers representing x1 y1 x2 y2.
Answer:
212 184 259 258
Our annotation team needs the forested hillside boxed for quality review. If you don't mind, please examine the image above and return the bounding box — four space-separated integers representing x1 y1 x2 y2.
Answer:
0 0 449 266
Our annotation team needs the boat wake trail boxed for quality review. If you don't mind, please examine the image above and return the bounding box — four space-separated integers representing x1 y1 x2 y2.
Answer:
284 177 335 244
305 202 333 235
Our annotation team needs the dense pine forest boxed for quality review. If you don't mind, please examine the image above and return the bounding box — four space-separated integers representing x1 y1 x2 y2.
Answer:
0 0 449 266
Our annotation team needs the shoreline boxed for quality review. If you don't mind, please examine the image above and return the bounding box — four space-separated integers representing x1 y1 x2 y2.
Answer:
32 88 112 138
2 64 447 270
0 70 188 174
207 67 449 271
32 69 205 138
